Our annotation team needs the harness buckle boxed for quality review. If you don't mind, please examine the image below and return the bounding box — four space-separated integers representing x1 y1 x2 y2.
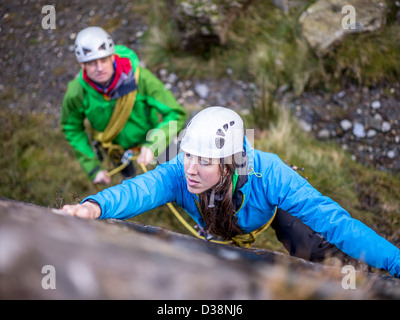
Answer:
121 149 133 164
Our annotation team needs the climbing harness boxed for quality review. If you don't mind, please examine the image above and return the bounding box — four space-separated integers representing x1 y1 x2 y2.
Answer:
230 208 276 248
191 193 277 248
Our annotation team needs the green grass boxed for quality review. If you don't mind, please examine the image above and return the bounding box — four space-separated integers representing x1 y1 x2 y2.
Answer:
0 109 96 208
327 24 400 87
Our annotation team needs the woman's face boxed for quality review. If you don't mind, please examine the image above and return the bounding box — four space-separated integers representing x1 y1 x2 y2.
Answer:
184 153 221 194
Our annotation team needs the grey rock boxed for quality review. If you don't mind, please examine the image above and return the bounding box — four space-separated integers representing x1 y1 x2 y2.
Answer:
300 119 312 132
317 129 330 139
194 83 210 99
369 113 383 131
168 0 255 51
381 121 391 133
353 122 366 138
340 119 352 131
167 73 178 84
1 198 399 299
371 100 381 109
299 0 387 56
387 150 396 159
367 129 377 138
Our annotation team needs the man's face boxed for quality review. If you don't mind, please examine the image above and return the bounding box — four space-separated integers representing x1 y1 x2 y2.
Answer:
81 55 114 86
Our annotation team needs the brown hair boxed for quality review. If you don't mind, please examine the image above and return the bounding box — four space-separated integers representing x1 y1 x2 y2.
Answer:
198 158 243 240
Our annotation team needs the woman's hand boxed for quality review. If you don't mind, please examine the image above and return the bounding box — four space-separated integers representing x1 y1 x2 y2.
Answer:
62 201 101 219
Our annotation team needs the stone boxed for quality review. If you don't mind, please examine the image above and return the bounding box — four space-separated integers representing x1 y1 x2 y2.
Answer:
299 119 312 132
387 150 396 159
371 100 381 109
340 119 352 131
194 83 210 99
167 0 255 52
369 113 383 131
317 129 330 139
367 129 377 138
381 121 391 133
353 122 366 138
167 73 178 84
299 0 387 56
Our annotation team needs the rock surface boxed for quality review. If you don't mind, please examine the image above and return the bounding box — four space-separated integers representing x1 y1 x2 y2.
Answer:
299 0 387 56
167 0 255 51
1 198 400 300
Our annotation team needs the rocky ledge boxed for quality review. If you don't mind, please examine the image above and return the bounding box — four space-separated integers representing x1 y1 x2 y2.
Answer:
1 198 399 300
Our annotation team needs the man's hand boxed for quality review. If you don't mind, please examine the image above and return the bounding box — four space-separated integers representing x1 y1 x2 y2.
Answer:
62 201 101 219
93 169 111 184
137 146 154 166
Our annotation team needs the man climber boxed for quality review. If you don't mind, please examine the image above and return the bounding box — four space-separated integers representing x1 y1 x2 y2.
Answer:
60 26 186 184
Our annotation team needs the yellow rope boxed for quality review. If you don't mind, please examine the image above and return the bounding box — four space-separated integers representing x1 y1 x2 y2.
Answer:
107 154 138 177
230 207 277 248
92 67 140 172
93 67 140 147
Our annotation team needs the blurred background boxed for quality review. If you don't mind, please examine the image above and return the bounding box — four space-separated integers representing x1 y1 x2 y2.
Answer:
0 0 399 253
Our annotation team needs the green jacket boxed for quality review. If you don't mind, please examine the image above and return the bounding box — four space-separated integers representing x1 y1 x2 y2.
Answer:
61 45 186 180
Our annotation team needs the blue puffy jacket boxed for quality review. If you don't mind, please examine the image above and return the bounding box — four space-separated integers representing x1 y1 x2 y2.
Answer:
84 137 400 277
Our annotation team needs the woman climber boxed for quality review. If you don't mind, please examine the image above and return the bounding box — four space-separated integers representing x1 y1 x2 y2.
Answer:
62 106 400 277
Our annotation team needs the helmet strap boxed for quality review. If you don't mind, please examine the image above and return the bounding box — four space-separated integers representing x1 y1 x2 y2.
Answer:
207 160 230 208
208 188 216 208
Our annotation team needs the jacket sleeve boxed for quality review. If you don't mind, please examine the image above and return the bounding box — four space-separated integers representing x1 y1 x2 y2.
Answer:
82 155 184 220
60 78 102 180
264 154 400 277
139 68 186 156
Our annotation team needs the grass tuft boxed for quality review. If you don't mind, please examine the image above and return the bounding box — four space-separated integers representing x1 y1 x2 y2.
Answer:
0 108 95 208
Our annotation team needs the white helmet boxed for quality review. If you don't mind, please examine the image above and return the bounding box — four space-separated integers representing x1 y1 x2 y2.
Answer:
180 106 244 159
74 26 114 63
